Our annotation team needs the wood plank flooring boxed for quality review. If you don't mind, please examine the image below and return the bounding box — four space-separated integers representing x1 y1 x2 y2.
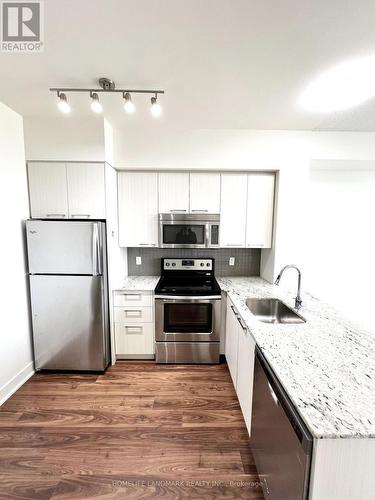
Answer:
0 362 264 499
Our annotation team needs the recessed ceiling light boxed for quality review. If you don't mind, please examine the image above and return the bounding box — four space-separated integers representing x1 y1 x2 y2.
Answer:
300 55 375 113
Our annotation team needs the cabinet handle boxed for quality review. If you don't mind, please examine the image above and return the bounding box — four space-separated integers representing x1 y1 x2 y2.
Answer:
124 294 141 301
192 209 208 212
237 316 247 332
247 243 264 247
170 209 187 212
139 243 156 246
46 214 66 218
125 326 143 334
71 214 91 218
230 304 238 316
225 244 242 247
125 309 142 317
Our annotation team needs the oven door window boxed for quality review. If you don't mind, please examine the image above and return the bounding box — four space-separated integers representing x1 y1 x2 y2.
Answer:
163 224 205 245
164 303 213 333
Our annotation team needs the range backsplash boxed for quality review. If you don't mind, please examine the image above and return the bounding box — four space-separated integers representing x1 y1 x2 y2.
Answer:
127 248 261 276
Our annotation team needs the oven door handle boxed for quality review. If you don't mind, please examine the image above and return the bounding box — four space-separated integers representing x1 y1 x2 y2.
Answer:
154 295 222 301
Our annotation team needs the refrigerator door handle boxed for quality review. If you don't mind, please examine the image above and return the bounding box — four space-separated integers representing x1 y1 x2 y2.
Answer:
92 223 100 276
96 223 103 275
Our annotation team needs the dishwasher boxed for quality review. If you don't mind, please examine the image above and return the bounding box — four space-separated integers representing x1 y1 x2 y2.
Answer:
251 347 313 500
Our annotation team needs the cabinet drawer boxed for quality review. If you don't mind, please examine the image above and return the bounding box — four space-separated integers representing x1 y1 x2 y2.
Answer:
114 306 153 323
114 292 153 307
115 322 155 355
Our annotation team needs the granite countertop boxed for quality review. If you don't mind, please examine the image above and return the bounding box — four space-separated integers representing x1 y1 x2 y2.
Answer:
113 276 160 291
218 277 375 440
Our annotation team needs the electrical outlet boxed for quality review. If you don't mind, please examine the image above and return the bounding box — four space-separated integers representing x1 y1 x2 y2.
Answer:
136 256 142 266
229 257 235 266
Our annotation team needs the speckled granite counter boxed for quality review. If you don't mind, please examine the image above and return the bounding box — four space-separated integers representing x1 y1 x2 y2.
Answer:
113 276 159 291
218 277 375 439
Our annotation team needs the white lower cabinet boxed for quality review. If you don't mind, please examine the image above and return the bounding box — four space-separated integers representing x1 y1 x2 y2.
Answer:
225 296 256 436
114 291 155 358
236 318 256 434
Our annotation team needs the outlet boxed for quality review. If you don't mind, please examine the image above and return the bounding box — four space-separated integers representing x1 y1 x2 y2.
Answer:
136 256 142 266
229 257 235 266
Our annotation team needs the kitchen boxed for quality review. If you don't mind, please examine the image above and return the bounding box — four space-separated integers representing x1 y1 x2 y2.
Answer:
1 1 375 499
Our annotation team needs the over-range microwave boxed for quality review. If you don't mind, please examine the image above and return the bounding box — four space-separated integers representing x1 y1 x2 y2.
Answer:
159 213 220 248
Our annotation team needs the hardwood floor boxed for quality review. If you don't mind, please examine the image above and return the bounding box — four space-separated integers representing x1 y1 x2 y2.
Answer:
0 362 264 499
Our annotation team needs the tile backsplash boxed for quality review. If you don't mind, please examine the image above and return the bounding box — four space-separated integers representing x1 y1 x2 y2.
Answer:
127 248 261 276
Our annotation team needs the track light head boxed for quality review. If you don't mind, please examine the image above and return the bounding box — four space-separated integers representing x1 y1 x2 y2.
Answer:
150 95 162 117
90 92 103 113
123 92 135 114
57 92 71 114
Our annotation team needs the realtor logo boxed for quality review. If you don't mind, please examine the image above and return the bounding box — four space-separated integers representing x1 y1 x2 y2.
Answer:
1 1 44 52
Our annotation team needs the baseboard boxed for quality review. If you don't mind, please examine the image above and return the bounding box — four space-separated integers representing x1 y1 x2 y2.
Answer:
0 361 35 406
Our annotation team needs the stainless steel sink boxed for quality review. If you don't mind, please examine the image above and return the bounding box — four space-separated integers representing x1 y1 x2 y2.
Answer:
246 298 306 324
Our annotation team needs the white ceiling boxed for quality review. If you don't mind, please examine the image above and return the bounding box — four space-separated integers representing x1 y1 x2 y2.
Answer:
1 0 375 131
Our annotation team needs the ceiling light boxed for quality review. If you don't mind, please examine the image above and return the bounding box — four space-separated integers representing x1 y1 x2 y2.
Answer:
57 93 70 114
90 92 103 113
300 55 375 112
150 96 162 117
123 92 135 113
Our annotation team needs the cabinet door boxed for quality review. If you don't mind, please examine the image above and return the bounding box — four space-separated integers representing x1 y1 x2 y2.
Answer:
220 173 247 247
225 299 239 387
246 173 275 248
67 163 106 219
158 172 189 213
28 162 68 218
237 326 256 436
189 173 221 213
118 172 158 247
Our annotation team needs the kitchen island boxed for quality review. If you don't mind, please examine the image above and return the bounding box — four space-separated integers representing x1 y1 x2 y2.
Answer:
219 276 375 500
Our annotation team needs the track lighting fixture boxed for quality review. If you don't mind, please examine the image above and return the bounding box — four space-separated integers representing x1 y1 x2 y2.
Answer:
150 95 162 117
57 92 70 114
51 78 164 117
90 92 103 113
123 92 135 113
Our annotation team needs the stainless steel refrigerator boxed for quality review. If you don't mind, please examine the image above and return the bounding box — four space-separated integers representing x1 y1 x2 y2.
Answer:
26 220 110 371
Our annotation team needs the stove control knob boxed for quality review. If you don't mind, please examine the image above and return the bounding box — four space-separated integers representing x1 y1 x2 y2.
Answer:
165 263 170 267
206 263 210 267
200 263 204 267
172 263 176 267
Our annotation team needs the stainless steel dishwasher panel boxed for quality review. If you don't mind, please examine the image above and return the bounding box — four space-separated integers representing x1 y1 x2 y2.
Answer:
251 348 313 500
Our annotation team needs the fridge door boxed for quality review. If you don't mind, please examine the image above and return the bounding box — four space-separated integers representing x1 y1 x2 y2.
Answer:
30 275 109 371
26 220 103 275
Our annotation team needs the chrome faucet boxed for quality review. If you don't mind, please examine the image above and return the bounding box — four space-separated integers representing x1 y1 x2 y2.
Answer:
275 264 302 310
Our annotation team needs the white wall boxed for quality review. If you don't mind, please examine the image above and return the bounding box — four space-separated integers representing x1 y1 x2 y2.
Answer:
304 163 375 332
23 116 106 161
0 103 34 404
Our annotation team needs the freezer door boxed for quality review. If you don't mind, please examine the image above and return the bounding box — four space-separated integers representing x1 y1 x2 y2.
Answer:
30 275 109 371
26 220 103 275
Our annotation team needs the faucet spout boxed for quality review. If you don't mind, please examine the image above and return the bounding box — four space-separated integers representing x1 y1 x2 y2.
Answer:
274 264 302 310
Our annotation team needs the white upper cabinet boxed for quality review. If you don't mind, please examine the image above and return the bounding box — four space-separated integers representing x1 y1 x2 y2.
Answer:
28 162 69 218
118 172 158 247
28 162 107 220
220 173 248 247
246 173 275 248
189 173 221 213
66 163 106 219
158 172 189 213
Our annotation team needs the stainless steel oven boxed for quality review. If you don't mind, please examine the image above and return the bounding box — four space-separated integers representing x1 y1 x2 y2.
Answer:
159 213 220 249
154 258 221 364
